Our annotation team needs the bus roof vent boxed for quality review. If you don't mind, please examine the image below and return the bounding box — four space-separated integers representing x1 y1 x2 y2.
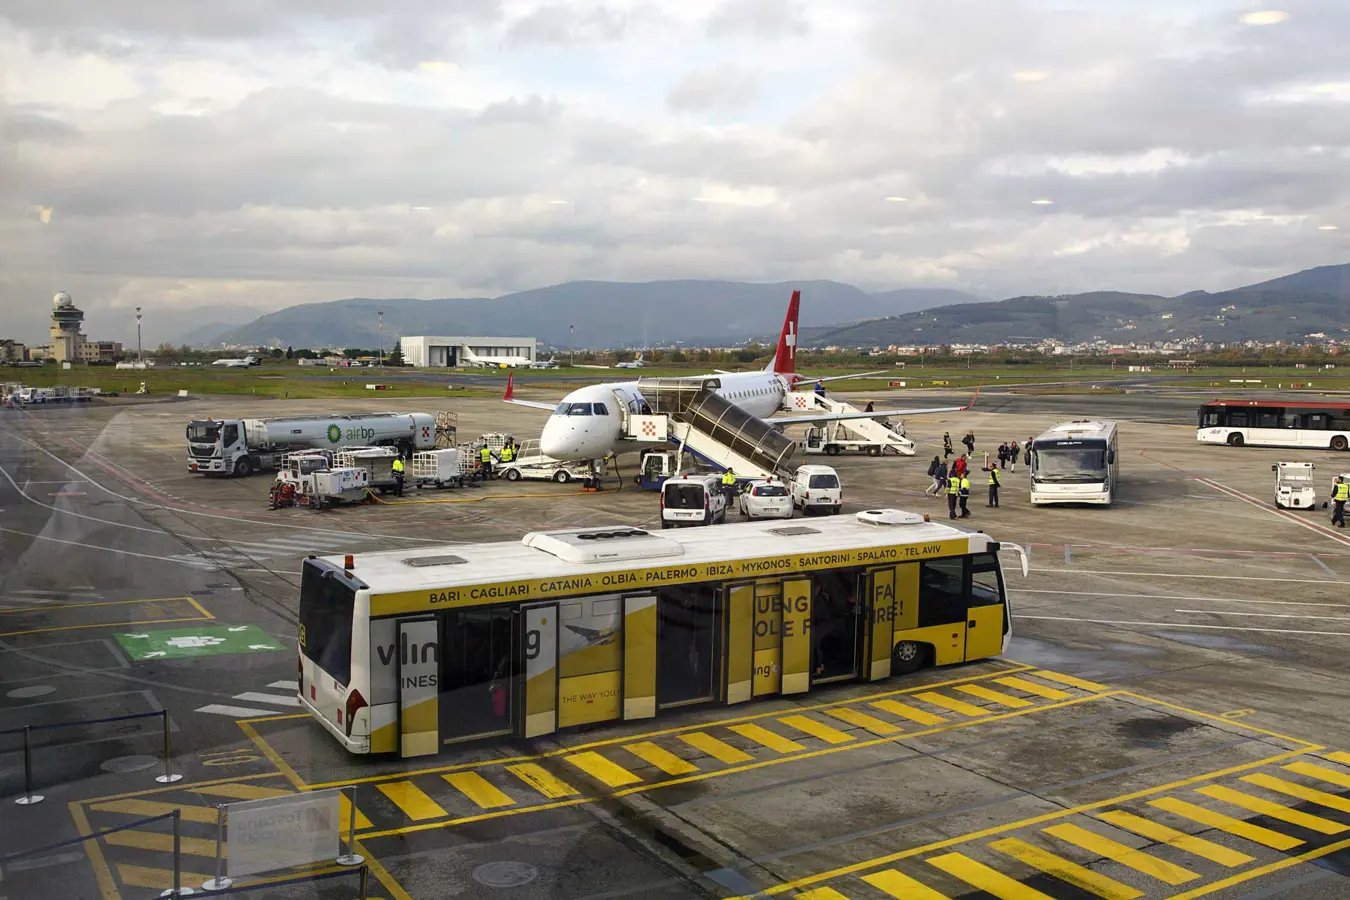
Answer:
521 527 686 564
403 554 469 567
856 509 926 526
768 525 820 537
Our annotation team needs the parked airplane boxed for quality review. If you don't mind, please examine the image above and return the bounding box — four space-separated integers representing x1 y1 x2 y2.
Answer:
505 290 974 460
462 347 534 369
212 355 259 368
530 356 560 369
615 352 645 370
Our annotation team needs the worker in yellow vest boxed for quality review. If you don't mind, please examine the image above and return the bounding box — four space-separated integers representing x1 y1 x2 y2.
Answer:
1333 476 1348 528
987 465 1001 508
958 474 971 518
391 456 406 496
721 468 737 502
946 471 960 520
479 444 493 480
500 442 515 464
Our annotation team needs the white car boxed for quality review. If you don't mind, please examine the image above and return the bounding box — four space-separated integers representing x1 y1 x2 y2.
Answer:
738 479 793 519
660 474 729 528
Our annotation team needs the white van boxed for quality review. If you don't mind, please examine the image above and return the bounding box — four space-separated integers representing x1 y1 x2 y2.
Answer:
660 473 730 528
791 464 842 515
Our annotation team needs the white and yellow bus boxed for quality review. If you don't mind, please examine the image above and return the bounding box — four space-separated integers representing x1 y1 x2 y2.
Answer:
298 509 1023 757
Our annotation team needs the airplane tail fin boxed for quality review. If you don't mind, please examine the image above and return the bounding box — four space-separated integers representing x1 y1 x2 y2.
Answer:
768 290 801 375
504 371 515 401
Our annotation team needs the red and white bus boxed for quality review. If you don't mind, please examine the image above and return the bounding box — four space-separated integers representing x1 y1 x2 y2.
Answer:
1197 399 1350 451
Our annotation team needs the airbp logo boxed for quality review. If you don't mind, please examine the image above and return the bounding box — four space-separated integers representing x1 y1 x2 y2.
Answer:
326 424 342 444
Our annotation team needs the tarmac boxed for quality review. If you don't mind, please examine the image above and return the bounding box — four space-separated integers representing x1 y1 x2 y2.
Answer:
3 387 1350 899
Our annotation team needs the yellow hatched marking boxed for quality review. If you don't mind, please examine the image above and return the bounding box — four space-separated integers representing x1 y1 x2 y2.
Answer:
340 794 375 830
1286 760 1350 790
871 699 945 726
1148 797 1304 851
90 799 218 825
1326 751 1350 766
779 714 855 745
565 751 643 787
995 676 1071 700
116 864 217 890
1044 822 1199 885
625 741 699 776
914 691 989 718
104 830 219 858
728 722 805 754
1243 773 1350 814
862 868 953 899
824 707 902 735
1096 810 1253 867
955 684 1033 709
680 731 753 764
376 781 447 821
188 783 291 801
444 772 515 809
990 837 1143 900
507 763 580 798
1196 785 1347 835
928 851 1057 899
1033 670 1108 692
795 889 851 900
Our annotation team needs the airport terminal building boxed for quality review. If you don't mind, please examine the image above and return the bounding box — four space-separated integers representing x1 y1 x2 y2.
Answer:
400 335 538 367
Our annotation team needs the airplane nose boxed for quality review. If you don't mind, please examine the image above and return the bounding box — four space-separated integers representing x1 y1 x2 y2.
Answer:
540 418 568 458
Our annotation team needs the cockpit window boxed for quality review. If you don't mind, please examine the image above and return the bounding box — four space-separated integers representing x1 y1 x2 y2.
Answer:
567 403 592 416
592 403 608 415
554 402 570 415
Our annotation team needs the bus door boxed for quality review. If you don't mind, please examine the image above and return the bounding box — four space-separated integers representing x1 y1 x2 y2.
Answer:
656 585 720 709
437 605 514 746
809 570 864 685
964 553 1006 661
622 594 657 721
514 602 558 739
396 617 439 758
863 566 897 681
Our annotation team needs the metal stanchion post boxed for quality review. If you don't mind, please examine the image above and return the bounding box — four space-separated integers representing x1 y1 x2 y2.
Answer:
202 805 232 890
359 864 369 900
14 725 44 806
160 809 196 897
336 786 364 866
155 709 183 784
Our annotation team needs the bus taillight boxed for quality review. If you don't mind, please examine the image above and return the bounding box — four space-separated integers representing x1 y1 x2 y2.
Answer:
344 689 368 738
297 656 303 699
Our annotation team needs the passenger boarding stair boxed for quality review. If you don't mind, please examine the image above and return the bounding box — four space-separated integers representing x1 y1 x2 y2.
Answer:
627 379 798 479
785 390 916 455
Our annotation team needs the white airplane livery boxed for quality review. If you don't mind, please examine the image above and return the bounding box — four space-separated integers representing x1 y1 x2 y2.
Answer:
463 348 534 369
505 290 974 460
615 352 645 369
213 355 259 368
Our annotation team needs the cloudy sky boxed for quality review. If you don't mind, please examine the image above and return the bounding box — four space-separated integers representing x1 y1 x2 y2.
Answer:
2 0 1348 344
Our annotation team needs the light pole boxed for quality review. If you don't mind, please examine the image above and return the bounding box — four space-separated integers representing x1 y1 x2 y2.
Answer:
569 324 574 367
136 307 142 363
378 311 384 366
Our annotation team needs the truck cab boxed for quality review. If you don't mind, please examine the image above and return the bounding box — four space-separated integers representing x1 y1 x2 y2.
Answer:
187 419 247 475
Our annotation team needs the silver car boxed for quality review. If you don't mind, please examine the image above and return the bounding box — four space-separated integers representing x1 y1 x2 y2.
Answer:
738 479 793 520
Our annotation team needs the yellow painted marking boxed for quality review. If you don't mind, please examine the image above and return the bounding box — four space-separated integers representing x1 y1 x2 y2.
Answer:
1242 773 1350 814
1044 822 1198 885
1326 751 1350 766
990 837 1143 900
1196 784 1347 834
914 691 989 718
680 731 754 764
189 783 291 801
376 781 448 821
1167 835 1350 900
90 799 218 825
625 741 699 776
116 864 217 891
795 889 852 900
340 794 375 831
565 751 643 787
1096 810 1253 867
1033 669 1108 692
955 684 1033 709
871 699 945 726
824 707 902 735
1287 760 1350 790
1148 797 1304 850
928 851 1056 899
779 714 855 745
862 868 953 899
444 772 515 809
994 676 1071 700
104 830 219 858
506 763 580 798
728 723 806 754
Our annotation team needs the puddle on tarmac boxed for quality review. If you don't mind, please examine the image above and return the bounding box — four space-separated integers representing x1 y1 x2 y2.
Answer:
1149 631 1285 655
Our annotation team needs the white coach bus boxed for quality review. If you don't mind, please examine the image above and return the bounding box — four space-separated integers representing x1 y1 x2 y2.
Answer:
1029 420 1119 506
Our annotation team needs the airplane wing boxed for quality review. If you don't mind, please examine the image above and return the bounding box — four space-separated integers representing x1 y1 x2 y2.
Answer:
769 386 980 426
502 372 559 411
808 370 888 383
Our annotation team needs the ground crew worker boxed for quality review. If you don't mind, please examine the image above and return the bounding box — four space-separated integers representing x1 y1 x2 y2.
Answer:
1334 476 1348 528
946 471 960 519
500 442 515 464
987 465 1000 507
815 380 825 397
958 474 971 518
721 468 738 502
479 444 494 480
391 455 406 496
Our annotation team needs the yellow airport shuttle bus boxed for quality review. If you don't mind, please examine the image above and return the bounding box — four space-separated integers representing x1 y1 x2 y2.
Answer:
298 509 1023 756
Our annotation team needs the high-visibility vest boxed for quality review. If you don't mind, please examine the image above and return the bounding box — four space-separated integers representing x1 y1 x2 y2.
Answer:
958 477 970 494
500 446 514 462
722 472 736 486
392 459 405 474
988 469 1000 486
480 447 491 463
1336 482 1349 502
947 478 960 495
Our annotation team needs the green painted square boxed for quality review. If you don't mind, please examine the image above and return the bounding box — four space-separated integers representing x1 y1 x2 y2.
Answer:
115 624 286 660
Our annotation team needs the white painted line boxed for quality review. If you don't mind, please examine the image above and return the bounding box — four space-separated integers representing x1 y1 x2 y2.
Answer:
268 681 299 690
1029 567 1350 586
1175 609 1350 622
194 704 280 718
232 692 301 708
1010 589 1350 608
0 527 267 573
1013 614 1350 637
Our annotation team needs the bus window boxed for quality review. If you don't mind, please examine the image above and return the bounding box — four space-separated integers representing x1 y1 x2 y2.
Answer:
657 585 717 706
299 565 356 686
918 557 966 627
970 553 1002 608
1200 410 1220 427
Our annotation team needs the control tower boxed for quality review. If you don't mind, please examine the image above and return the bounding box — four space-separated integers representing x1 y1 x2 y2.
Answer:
50 291 86 363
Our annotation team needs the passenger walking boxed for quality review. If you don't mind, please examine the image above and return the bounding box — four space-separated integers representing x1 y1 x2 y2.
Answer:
962 432 975 455
997 443 1008 469
943 432 953 459
815 379 826 397
926 456 942 495
958 474 971 518
1334 476 1348 528
987 465 1001 507
1009 437 1018 473
391 455 406 497
864 401 875 413
952 453 968 479
1024 437 1033 467
947 473 960 519
934 459 948 496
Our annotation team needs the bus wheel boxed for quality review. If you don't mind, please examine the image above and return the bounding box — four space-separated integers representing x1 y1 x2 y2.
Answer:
1227 433 1245 447
1333 436 1349 452
892 640 927 675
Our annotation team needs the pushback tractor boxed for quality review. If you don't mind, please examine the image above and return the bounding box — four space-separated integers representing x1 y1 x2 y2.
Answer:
297 509 1026 756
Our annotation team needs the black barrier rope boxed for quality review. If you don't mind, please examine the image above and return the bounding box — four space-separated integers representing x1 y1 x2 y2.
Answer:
0 707 165 737
191 865 370 898
0 811 176 862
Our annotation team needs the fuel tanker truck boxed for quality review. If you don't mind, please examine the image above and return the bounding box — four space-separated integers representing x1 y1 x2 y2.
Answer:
186 411 451 477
